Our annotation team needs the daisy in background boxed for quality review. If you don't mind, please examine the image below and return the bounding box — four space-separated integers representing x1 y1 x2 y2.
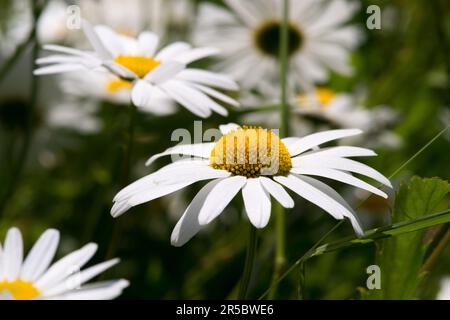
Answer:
36 0 195 45
242 87 402 149
34 20 239 118
60 71 177 116
112 123 392 246
194 0 362 91
0 227 128 300
46 99 103 133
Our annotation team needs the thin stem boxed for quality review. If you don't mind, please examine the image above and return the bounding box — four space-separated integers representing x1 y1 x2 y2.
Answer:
238 225 258 299
421 224 450 273
269 0 290 299
104 102 138 261
260 220 344 300
279 0 290 137
0 1 44 217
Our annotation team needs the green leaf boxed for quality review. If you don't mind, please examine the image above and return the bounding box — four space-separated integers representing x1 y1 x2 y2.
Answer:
372 177 450 299
310 209 450 257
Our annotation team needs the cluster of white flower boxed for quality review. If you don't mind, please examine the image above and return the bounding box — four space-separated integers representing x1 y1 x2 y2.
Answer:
0 0 401 300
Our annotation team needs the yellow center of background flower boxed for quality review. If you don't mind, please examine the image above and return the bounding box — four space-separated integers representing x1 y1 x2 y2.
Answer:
298 88 336 110
210 126 292 178
113 55 161 78
106 78 133 93
0 280 40 300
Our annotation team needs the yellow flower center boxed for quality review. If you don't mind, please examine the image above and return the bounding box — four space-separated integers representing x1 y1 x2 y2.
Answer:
298 88 336 110
105 78 133 93
0 280 41 300
210 126 292 178
113 55 161 78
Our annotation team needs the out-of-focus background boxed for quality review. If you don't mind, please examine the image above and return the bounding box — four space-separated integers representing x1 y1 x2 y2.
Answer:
0 0 449 299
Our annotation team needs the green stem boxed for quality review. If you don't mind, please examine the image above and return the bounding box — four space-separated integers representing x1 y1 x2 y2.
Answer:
104 102 137 261
0 1 44 217
238 225 258 299
260 221 344 300
421 224 450 273
269 0 290 299
279 0 290 137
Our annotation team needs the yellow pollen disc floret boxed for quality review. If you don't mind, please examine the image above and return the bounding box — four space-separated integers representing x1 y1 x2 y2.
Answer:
0 280 41 300
106 78 133 93
298 87 336 109
210 126 292 178
113 55 161 78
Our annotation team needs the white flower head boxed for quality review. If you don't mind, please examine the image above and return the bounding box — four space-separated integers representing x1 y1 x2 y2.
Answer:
34 20 239 118
0 228 128 300
194 0 362 91
112 124 392 246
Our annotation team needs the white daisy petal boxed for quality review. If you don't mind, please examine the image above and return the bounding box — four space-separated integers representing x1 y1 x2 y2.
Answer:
144 61 185 84
296 146 377 159
131 80 154 108
171 179 222 246
0 243 3 279
191 83 240 107
138 31 159 57
224 0 261 26
259 176 294 208
174 47 220 65
294 156 392 187
35 243 98 291
51 279 129 300
160 80 213 118
103 61 138 79
20 229 60 282
198 176 247 225
127 169 231 208
155 42 192 61
176 69 239 90
82 20 112 59
275 174 352 221
42 44 94 58
34 64 86 75
3 228 23 281
94 25 126 56
113 160 209 202
296 175 364 236
145 143 215 166
219 123 240 134
42 258 120 297
242 178 271 228
283 129 363 156
110 201 132 218
291 167 388 199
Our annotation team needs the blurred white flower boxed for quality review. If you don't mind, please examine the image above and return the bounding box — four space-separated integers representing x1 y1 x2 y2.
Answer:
46 99 102 134
242 88 402 149
37 0 69 44
194 0 362 91
81 0 194 41
112 124 392 246
437 277 450 300
0 0 32 58
0 227 128 300
60 71 177 116
35 21 239 117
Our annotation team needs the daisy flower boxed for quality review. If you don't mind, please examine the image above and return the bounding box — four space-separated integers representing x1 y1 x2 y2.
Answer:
0 227 128 300
112 124 392 247
34 21 239 118
60 71 176 116
194 0 362 90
